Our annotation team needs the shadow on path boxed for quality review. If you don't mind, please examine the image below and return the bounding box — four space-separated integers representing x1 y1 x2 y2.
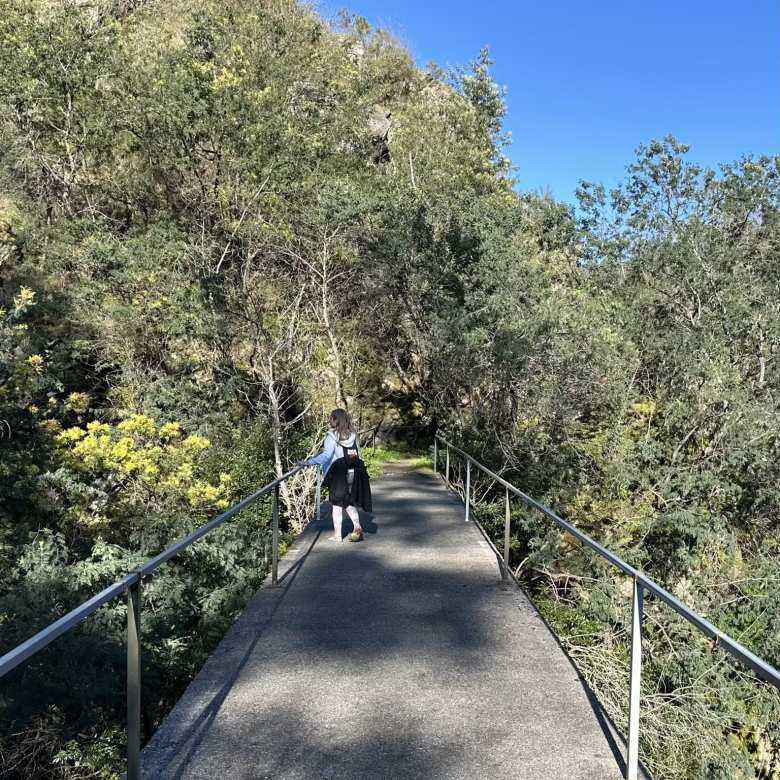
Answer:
143 466 633 779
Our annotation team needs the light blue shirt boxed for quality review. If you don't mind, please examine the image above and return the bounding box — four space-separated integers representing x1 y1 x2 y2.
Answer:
306 432 359 476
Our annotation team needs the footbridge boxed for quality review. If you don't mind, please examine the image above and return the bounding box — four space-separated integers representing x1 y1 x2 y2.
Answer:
2 435 779 779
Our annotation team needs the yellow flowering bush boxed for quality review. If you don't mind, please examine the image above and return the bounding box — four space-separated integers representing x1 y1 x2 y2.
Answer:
56 414 231 510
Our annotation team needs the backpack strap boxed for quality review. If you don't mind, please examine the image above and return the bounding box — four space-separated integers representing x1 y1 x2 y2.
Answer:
326 432 341 453
327 431 358 459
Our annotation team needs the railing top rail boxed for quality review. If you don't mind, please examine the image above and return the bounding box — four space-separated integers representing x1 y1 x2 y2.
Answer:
435 433 780 691
0 464 311 680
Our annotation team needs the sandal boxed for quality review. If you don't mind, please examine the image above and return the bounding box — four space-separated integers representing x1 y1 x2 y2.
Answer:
348 528 364 542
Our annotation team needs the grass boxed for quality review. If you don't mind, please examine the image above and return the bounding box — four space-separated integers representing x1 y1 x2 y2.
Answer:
362 444 432 477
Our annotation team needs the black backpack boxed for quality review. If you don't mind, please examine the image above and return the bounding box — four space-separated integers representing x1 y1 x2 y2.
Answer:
328 433 360 467
341 439 360 468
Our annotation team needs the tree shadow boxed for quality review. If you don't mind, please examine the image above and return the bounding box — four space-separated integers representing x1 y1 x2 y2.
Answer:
158 700 465 779
142 466 632 779
443 468 653 779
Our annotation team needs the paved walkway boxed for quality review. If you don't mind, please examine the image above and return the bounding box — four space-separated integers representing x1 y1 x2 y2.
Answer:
143 466 626 779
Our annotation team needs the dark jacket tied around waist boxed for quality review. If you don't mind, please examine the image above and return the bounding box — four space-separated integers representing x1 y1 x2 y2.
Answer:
323 456 372 512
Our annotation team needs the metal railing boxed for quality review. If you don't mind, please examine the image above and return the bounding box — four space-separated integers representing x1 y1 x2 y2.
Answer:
433 433 780 780
0 462 324 780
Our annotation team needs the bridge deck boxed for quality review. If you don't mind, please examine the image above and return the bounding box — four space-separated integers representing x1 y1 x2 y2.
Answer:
143 465 626 779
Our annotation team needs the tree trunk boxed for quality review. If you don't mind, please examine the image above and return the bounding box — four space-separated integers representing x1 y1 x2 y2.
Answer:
266 358 291 507
320 254 348 409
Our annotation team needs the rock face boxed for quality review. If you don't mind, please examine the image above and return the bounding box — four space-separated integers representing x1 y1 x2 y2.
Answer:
368 105 393 139
368 106 393 163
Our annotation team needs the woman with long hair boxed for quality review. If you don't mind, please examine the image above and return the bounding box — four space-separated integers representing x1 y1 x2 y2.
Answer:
305 409 367 543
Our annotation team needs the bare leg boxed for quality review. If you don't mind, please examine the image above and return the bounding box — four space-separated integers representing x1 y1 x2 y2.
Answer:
345 505 362 532
330 505 343 541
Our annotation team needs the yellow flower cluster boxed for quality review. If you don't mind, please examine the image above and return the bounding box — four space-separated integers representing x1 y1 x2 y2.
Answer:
56 414 231 509
65 392 90 415
629 399 657 417
212 66 241 92
13 286 36 313
186 473 233 507
159 421 181 438
117 414 156 436
515 416 541 432
26 354 44 374
39 419 62 435
124 273 171 314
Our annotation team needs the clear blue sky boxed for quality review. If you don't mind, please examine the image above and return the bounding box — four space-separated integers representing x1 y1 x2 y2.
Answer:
318 0 779 204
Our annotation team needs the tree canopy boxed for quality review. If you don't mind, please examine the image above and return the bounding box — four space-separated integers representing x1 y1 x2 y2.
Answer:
0 1 778 777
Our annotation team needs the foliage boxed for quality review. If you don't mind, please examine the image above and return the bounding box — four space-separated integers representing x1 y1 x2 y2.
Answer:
361 444 431 477
0 0 509 774
0 0 777 777
438 141 780 778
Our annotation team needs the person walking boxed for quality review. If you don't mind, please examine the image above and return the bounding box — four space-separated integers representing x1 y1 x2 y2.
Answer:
305 409 371 542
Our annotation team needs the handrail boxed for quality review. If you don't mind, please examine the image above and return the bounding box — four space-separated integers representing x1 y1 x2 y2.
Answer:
0 461 323 779
433 433 780 780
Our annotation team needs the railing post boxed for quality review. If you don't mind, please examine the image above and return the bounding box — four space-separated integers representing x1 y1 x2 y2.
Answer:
315 465 322 526
445 445 450 486
433 436 438 475
503 486 511 579
465 458 471 522
627 576 644 780
127 578 141 780
272 482 280 586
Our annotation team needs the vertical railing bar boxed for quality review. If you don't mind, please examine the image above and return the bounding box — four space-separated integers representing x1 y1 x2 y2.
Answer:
315 464 322 526
271 483 280 586
503 485 511 580
127 579 141 780
627 576 643 779
433 436 438 475
465 458 471 522
445 444 450 487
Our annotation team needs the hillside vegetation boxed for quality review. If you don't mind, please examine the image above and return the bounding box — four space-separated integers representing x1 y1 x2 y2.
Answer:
1 1 778 777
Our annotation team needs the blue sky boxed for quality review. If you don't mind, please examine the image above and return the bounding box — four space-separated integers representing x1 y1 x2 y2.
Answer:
318 0 779 204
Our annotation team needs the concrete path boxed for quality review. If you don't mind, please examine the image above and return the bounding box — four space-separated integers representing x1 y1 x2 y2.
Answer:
143 466 627 779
